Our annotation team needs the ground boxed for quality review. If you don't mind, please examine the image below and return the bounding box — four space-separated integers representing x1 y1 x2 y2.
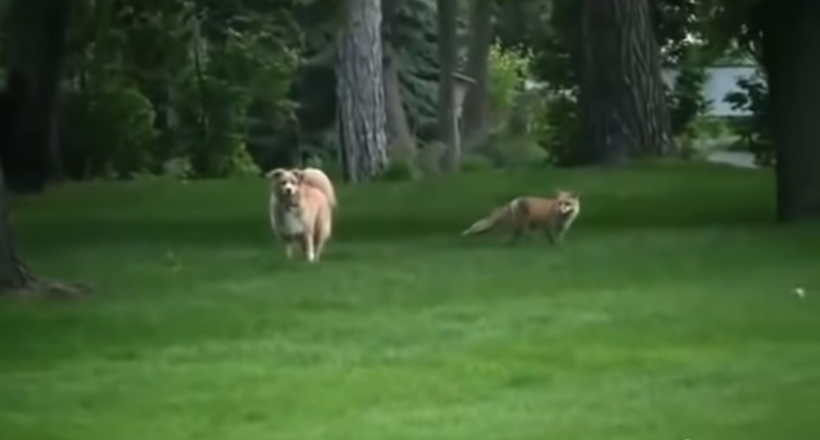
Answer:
1 163 819 440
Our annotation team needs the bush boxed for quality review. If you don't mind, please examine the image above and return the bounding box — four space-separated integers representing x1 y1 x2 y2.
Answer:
530 88 580 166
666 64 711 139
61 84 159 179
487 42 533 128
723 71 773 167
379 159 419 182
415 141 445 176
460 154 495 173
472 129 548 169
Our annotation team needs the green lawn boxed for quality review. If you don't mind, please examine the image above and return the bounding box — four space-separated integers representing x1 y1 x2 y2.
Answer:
1 163 819 440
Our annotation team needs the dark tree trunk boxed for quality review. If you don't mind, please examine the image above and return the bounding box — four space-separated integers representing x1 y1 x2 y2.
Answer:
381 0 416 162
437 0 459 171
757 0 820 221
336 0 389 183
0 157 28 291
460 0 493 149
1 0 73 193
0 0 88 297
577 0 673 165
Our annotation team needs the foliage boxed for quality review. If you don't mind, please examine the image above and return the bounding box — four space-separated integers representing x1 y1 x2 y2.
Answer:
486 41 532 126
529 89 580 166
667 64 712 139
459 153 495 172
415 140 446 176
394 0 440 140
61 83 159 179
724 70 773 167
379 158 420 182
472 129 548 169
56 0 303 180
492 0 753 166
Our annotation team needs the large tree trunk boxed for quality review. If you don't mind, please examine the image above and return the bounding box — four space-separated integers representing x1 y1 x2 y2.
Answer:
336 0 389 183
0 0 87 297
381 0 416 162
757 0 820 221
437 0 459 171
577 0 673 165
0 163 28 291
1 0 72 193
460 0 493 149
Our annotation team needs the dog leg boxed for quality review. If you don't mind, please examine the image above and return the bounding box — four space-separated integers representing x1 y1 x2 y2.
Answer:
313 237 325 263
313 214 331 263
302 233 316 263
285 241 298 260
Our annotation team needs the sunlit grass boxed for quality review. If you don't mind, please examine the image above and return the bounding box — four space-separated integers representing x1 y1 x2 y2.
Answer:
1 163 818 440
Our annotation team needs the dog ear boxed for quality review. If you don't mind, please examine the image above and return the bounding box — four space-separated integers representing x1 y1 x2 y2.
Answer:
266 168 286 180
292 169 306 182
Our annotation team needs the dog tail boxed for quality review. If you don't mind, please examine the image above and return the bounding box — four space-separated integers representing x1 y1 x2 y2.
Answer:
461 199 518 236
302 167 337 209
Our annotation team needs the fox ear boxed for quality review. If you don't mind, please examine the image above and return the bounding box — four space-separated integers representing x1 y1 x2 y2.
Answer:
266 168 286 180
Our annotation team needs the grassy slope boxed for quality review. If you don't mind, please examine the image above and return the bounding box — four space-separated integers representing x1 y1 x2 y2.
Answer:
1 163 819 440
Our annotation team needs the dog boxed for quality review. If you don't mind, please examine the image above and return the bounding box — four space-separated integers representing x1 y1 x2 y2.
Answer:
461 190 581 245
267 167 337 263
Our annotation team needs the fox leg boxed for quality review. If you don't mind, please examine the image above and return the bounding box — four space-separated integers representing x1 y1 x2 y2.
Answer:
545 224 558 246
508 225 527 245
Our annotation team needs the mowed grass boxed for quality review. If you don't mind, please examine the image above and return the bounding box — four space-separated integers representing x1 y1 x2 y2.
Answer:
1 163 820 440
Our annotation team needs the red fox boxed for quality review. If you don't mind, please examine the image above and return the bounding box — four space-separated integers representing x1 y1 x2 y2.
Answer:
461 190 581 245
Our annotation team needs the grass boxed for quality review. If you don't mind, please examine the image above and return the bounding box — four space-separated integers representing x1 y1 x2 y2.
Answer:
1 162 819 440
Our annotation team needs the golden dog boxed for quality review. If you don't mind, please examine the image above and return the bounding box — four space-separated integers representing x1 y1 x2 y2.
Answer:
267 167 337 263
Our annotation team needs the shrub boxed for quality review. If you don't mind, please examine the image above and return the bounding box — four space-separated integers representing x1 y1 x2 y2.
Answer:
472 130 547 169
487 42 533 128
723 71 773 167
380 159 419 182
530 88 580 166
460 154 495 173
61 84 158 179
415 141 445 176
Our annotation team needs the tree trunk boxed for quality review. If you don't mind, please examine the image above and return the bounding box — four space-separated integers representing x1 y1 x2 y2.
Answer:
757 0 820 221
336 0 389 183
0 161 28 291
381 0 416 162
460 0 493 149
577 0 673 165
1 0 73 193
437 0 459 171
0 0 88 297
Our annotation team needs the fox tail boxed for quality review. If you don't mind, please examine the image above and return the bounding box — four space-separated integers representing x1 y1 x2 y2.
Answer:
461 199 518 236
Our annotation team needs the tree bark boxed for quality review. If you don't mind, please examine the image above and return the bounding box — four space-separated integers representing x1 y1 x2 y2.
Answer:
757 0 820 221
336 0 389 183
577 0 673 165
381 0 416 161
0 159 28 291
437 0 459 171
1 0 72 193
0 0 88 297
460 0 493 149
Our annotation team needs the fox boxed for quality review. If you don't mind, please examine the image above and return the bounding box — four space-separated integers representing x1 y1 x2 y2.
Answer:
461 190 581 245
